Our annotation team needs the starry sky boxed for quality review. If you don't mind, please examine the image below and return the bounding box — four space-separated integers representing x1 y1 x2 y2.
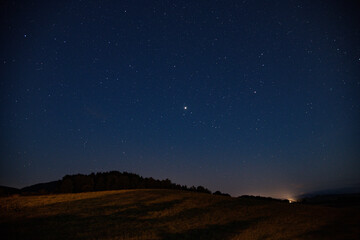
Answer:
1 0 360 199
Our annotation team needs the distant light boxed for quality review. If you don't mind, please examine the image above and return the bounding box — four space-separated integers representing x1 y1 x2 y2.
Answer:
184 106 187 110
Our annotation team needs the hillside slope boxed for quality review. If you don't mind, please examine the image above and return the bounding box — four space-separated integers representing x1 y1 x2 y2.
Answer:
1 189 359 239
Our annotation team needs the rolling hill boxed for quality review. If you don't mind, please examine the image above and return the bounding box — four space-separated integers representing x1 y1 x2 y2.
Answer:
1 189 359 239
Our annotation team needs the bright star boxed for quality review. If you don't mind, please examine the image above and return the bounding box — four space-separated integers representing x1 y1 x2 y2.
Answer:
184 106 187 110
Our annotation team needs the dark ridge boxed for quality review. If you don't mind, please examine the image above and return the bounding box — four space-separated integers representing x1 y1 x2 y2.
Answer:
1 171 212 196
0 185 20 196
299 193 360 207
21 180 61 195
297 186 360 199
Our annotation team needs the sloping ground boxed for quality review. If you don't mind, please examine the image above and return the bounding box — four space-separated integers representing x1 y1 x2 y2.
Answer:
0 189 359 239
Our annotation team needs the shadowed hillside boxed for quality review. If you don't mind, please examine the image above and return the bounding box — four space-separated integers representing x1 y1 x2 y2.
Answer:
0 186 20 196
1 189 359 239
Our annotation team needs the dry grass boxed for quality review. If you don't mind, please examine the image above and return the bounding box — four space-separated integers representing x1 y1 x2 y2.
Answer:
0 189 359 239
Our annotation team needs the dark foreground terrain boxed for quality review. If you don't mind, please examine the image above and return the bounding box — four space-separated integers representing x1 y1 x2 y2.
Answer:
1 189 359 239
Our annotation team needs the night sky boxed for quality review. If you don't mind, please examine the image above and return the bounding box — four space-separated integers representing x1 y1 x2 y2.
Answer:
1 0 360 199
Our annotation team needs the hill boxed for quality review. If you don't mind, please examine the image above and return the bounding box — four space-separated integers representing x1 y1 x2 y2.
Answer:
5 171 212 196
0 186 20 197
1 189 359 239
300 193 360 207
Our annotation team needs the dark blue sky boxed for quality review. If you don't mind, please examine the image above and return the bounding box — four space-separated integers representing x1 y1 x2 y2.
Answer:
1 0 359 199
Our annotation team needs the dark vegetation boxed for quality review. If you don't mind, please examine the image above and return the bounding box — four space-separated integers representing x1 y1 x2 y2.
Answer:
213 190 231 197
0 171 217 196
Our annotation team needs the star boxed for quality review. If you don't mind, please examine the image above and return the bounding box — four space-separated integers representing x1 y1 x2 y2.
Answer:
184 106 188 110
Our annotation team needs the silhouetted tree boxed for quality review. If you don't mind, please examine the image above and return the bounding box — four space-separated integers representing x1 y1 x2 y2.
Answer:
60 176 74 193
213 190 230 196
196 186 211 194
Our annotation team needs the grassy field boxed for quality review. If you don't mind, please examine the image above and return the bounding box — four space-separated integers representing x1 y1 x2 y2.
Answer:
1 189 359 239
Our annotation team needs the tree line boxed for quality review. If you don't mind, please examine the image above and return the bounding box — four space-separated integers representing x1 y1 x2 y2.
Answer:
18 171 215 195
59 171 212 194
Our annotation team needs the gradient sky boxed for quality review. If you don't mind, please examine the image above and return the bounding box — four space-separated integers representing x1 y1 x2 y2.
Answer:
1 0 359 199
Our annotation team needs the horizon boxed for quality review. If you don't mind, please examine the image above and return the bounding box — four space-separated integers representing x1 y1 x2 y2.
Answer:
2 170 360 200
1 1 359 200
